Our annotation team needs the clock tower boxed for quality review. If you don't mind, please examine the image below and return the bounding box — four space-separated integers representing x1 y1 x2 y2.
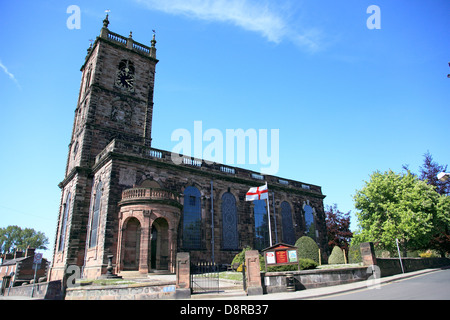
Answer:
50 15 158 280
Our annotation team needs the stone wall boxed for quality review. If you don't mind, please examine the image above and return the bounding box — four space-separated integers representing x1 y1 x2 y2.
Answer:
262 267 369 294
377 257 450 277
65 282 185 300
4 280 63 300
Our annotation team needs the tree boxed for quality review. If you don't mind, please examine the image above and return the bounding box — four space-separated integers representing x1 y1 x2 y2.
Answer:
353 170 441 256
0 225 49 254
418 151 450 195
429 195 450 257
325 204 353 253
403 152 450 257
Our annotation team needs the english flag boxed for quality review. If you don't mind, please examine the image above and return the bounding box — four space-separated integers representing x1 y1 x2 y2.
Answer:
245 184 268 201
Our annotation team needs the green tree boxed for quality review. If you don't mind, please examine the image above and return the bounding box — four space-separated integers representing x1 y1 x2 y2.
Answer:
430 195 450 257
0 225 49 253
353 170 440 256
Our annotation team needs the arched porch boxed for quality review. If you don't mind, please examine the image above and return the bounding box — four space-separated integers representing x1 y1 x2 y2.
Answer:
116 187 182 274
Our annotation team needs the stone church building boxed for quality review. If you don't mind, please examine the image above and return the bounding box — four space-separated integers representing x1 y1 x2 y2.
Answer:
49 16 327 281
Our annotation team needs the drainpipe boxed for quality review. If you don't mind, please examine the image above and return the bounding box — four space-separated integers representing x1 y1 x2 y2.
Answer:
272 192 278 243
211 180 214 265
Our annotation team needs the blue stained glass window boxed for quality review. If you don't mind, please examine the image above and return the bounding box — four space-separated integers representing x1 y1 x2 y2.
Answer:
182 186 202 249
254 200 269 251
304 205 316 239
221 192 238 249
281 201 295 245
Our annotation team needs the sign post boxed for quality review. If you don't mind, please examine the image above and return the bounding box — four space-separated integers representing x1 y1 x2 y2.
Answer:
395 239 405 273
30 253 43 297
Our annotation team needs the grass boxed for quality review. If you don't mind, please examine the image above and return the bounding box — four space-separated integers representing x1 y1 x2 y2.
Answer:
217 271 244 281
77 279 136 286
317 263 364 269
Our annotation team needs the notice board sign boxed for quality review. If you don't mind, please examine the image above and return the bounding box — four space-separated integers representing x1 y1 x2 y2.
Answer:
262 243 300 271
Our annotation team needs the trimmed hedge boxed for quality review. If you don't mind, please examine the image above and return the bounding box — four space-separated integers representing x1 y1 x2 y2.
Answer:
295 236 320 264
328 246 345 264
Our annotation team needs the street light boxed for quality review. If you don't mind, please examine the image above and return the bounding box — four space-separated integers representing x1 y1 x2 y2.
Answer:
437 172 450 182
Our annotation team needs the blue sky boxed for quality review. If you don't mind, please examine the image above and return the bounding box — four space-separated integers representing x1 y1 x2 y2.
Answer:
1 0 449 259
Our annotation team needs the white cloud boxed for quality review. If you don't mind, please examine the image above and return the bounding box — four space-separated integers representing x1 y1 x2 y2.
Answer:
0 60 21 89
135 0 323 52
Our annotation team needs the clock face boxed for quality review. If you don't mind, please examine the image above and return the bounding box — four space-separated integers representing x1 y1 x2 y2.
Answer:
116 68 134 91
115 63 135 92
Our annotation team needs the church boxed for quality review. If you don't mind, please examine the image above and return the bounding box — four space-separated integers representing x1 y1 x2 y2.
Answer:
49 15 327 280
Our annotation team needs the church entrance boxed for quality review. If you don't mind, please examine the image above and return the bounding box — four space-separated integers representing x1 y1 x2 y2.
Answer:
150 217 169 271
122 217 141 270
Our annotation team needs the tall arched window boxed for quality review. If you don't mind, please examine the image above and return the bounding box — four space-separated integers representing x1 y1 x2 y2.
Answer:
59 192 71 252
84 65 92 94
281 201 295 245
254 200 269 251
304 204 316 239
221 192 238 249
89 182 102 248
182 186 202 249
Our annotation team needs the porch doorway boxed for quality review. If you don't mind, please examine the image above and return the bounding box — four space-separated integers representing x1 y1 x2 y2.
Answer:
123 217 141 270
150 217 169 271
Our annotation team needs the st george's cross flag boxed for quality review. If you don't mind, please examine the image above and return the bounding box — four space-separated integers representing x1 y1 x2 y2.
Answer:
245 184 268 201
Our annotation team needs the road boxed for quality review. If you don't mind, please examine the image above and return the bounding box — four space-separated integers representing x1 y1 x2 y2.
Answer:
314 268 450 300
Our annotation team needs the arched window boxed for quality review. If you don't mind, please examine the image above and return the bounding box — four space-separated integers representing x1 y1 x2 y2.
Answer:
84 65 92 94
253 200 269 251
221 192 238 249
58 192 71 252
182 186 202 249
89 182 102 248
304 204 316 239
281 201 295 245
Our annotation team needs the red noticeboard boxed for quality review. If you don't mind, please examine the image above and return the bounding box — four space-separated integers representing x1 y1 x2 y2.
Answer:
276 250 288 264
262 243 299 271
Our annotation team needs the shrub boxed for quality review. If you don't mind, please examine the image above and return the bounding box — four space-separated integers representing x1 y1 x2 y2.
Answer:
266 258 317 272
295 236 319 264
348 243 362 264
328 246 345 264
298 258 318 270
231 246 252 266
232 246 264 271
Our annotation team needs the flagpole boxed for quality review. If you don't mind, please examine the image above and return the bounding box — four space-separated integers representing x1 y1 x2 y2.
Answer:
265 181 273 247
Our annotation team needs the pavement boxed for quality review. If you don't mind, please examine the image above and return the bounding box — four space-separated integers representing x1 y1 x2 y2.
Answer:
0 267 445 300
188 267 446 300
